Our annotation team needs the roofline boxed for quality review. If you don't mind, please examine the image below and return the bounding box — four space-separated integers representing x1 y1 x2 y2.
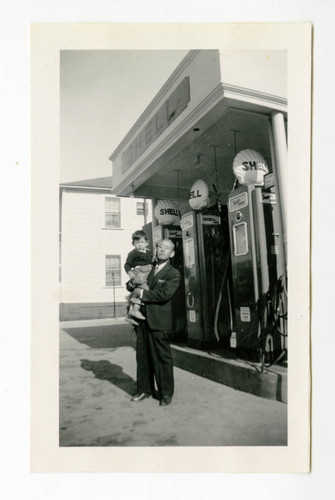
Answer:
59 184 114 193
109 50 200 161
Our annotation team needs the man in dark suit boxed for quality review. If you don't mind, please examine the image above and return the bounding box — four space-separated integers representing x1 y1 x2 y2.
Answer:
127 239 181 407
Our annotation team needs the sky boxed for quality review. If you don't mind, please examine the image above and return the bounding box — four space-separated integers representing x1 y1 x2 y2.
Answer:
60 50 188 183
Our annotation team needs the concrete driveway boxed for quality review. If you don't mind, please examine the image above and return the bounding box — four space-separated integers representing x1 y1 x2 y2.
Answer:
59 321 287 447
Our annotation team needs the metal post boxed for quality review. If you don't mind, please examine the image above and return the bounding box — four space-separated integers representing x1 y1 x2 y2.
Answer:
271 111 287 267
143 197 147 226
229 128 241 156
111 270 116 318
268 119 286 275
151 198 157 227
174 169 182 219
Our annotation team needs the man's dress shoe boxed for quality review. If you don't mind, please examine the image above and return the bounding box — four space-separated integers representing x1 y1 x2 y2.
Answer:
159 395 172 406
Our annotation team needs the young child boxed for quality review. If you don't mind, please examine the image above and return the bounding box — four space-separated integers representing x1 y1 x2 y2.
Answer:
124 230 154 325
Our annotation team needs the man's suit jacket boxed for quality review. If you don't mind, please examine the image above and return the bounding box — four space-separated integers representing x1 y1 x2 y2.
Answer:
141 262 180 332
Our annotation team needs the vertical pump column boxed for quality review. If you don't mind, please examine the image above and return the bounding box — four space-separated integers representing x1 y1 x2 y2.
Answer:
270 111 288 354
151 198 158 228
271 111 287 267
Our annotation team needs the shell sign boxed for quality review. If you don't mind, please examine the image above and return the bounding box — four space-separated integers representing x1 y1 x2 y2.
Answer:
189 179 209 210
233 149 269 186
154 200 181 225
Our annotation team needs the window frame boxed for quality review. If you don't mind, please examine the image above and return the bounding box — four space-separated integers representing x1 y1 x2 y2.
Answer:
105 196 121 229
136 201 148 216
105 254 121 287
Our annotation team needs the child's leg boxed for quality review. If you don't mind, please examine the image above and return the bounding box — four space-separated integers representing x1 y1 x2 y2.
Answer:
128 267 151 313
130 302 146 320
131 303 140 313
125 302 140 326
129 282 149 305
125 295 142 322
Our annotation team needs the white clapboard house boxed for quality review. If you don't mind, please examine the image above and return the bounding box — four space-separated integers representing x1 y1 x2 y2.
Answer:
59 177 152 320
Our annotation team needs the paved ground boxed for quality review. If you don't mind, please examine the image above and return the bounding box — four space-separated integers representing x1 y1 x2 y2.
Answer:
59 321 287 447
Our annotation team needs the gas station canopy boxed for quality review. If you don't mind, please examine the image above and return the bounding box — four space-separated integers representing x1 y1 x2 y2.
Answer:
109 50 287 205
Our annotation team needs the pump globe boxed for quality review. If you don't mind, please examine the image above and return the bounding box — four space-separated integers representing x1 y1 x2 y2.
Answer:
233 149 269 186
154 199 180 225
189 179 209 210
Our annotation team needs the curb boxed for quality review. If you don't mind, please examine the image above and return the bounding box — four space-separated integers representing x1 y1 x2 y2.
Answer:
171 344 287 403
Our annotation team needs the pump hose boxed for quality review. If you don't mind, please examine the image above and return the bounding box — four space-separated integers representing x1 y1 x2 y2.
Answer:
214 250 231 342
271 274 288 337
261 274 288 368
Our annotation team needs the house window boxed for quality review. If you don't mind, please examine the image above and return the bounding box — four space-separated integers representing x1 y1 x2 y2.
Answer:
105 197 121 228
136 201 148 216
105 255 121 286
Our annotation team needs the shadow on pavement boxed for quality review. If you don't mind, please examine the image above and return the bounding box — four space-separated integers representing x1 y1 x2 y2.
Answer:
80 359 136 396
64 324 136 349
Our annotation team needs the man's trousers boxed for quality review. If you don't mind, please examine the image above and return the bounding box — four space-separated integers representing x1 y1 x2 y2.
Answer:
135 321 174 398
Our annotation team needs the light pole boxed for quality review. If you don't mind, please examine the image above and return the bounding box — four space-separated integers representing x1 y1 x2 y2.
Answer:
111 270 116 318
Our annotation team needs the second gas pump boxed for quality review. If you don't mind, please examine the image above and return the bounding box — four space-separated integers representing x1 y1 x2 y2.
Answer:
181 180 232 349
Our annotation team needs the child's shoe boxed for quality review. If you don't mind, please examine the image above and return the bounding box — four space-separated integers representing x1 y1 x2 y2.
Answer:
131 309 146 320
130 297 143 305
125 316 139 326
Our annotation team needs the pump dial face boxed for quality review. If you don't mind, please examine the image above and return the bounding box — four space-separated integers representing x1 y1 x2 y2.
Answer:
235 211 242 222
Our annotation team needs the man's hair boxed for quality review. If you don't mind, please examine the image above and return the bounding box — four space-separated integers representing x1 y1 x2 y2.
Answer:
132 230 148 244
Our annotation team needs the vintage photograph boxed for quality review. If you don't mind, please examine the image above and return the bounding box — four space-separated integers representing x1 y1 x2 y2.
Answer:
59 49 288 447
3 0 334 493
30 22 311 473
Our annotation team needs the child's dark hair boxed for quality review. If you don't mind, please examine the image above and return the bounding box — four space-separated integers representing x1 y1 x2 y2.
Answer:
132 230 148 244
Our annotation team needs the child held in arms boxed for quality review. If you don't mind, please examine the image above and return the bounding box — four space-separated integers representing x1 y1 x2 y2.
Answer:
124 230 154 325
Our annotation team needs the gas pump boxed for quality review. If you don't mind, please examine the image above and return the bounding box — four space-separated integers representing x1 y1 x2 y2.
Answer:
181 207 231 349
227 173 286 361
152 223 187 341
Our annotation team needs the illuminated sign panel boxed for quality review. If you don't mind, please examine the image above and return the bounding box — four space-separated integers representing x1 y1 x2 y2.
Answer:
121 76 190 173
